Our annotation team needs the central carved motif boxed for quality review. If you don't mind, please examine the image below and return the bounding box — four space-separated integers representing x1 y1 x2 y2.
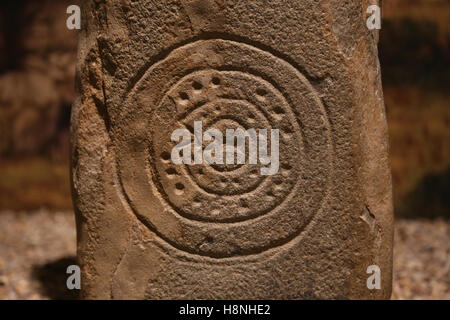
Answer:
154 69 296 222
116 39 332 258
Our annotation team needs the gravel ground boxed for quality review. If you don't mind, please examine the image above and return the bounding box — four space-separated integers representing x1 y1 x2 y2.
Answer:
392 219 450 299
0 210 448 300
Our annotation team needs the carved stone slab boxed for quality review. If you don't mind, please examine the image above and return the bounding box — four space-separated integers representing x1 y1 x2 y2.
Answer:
72 0 393 299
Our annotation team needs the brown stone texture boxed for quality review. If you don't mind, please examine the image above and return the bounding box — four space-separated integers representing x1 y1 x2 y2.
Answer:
72 0 393 299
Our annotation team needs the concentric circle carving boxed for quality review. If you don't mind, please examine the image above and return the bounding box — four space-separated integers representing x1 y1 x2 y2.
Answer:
116 39 332 258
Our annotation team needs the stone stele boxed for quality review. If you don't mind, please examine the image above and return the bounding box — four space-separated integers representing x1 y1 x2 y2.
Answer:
71 0 393 299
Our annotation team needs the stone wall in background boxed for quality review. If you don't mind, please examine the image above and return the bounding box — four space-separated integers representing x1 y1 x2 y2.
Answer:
380 0 450 218
381 0 449 88
0 0 78 157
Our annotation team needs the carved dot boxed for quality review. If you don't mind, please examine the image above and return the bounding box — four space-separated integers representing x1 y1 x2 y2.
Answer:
175 183 185 191
284 126 293 133
192 81 203 90
179 92 189 100
274 178 283 185
161 152 171 161
281 164 292 177
212 77 221 85
273 106 284 114
256 88 267 97
166 167 177 176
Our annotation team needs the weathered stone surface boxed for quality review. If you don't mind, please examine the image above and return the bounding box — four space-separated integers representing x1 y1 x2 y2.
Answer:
72 0 393 299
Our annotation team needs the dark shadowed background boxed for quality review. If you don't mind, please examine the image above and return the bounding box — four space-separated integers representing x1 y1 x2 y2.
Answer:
0 0 448 299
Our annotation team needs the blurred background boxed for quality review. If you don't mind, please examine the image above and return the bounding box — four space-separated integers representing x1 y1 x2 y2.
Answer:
0 0 448 299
